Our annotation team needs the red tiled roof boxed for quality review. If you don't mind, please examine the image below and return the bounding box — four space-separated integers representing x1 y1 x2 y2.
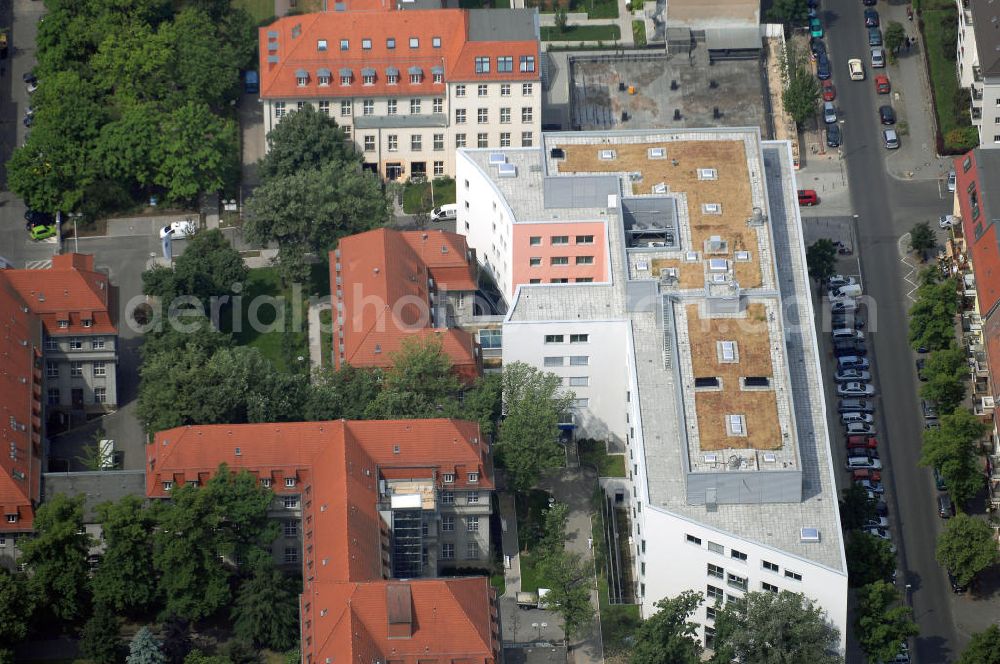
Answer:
332 229 480 380
0 274 44 532
258 9 539 100
2 254 116 336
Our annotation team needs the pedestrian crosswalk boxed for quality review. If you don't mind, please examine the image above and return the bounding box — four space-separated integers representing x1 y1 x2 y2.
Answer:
24 259 52 270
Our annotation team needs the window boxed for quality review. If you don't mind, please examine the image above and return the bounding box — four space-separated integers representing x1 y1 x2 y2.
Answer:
433 72 443 84
409 37 419 48
708 563 724 579
362 38 372 50
45 338 58 350
340 39 349 51
727 573 748 591
70 338 82 350
479 328 502 349
543 356 564 367
530 236 542 245
456 84 466 97
410 99 421 114
387 134 398 151
363 99 374 115
500 132 511 147
285 477 297 488
411 134 422 151
261 478 272 488
520 55 536 72
336 102 350 119
163 481 174 492
497 55 513 72
317 101 330 116
784 570 802 581
47 362 59 378
443 473 455 483
551 235 569 245
475 56 490 74
284 547 299 564
551 257 569 266
466 541 480 559
442 491 455 504
433 161 444 176
575 255 594 265
58 319 69 329
529 279 541 284
318 71 331 86
430 35 441 47
545 334 564 343
570 334 589 343
317 39 328 51
569 356 589 366
430 98 443 114
731 549 747 562
467 491 480 503
467 516 480 532
387 99 397 115
410 72 422 84
274 102 286 118
442 543 455 560
433 133 444 151
47 388 60 405
576 277 593 283
468 472 479 483
707 585 723 601
763 560 779 573
456 108 466 124
521 131 533 147
477 133 488 148
456 133 466 148
82 319 92 328
523 82 533 96
500 107 511 123
296 101 305 111
93 361 106 377
387 37 396 49
686 534 702 546
70 362 83 377
551 278 569 284
442 515 455 531
284 521 298 537
364 135 376 152
708 541 724 555
283 496 299 509
363 72 375 85
91 337 105 350
705 606 717 621
501 83 511 96
478 108 488 123
387 71 399 85
762 582 779 593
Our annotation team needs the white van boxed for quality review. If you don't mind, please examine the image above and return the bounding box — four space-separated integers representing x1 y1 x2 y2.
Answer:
833 284 863 298
431 204 458 222
846 422 876 436
832 328 865 341
847 455 882 470
98 439 115 470
842 412 874 425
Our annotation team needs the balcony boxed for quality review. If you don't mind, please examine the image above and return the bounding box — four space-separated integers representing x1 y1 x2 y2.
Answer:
973 107 983 120
975 396 995 416
974 66 983 82
972 85 983 101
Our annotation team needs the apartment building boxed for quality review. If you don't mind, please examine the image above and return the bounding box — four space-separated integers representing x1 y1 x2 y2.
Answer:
455 129 848 651
258 6 541 180
958 0 1000 147
2 254 118 420
331 228 482 382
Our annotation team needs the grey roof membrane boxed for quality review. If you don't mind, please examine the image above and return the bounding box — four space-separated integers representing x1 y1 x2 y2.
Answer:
467 9 538 42
43 471 147 522
543 175 619 209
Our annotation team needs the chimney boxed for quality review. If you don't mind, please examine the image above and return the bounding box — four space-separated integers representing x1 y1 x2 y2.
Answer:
386 583 413 639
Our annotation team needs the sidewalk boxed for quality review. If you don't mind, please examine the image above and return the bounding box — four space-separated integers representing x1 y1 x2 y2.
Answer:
306 300 330 374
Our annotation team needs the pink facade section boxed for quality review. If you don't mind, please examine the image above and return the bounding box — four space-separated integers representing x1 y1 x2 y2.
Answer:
510 221 608 295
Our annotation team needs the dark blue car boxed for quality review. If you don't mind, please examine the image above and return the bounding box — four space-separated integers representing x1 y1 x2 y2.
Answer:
817 54 831 80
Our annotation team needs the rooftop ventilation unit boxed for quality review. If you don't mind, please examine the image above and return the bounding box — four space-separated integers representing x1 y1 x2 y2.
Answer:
735 250 751 261
698 168 718 180
498 163 517 178
489 153 507 165
748 207 767 226
709 258 729 272
704 454 719 464
599 149 616 160
703 203 722 215
652 182 667 194
762 452 777 463
550 148 565 159
800 527 821 543
685 251 699 262
648 147 666 159
720 341 736 361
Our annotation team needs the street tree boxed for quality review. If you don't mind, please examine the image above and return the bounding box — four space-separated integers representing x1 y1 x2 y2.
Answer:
782 45 820 127
920 345 968 413
92 496 160 616
6 113 96 214
304 364 383 421
709 591 841 664
0 568 34 662
554 7 569 33
766 0 809 25
144 229 248 312
95 103 164 188
232 554 300 651
20 493 91 623
885 21 906 57
541 550 595 639
936 513 999 588
258 105 353 181
127 627 166 664
168 7 242 110
846 532 897 588
365 335 463 420
909 221 937 258
497 362 576 492
153 101 238 203
908 275 958 352
80 604 124 664
806 239 837 284
204 465 278 564
140 311 232 359
956 625 1000 664
855 581 918 663
536 502 570 563
921 409 986 508
90 21 175 103
839 484 878 531
630 591 704 664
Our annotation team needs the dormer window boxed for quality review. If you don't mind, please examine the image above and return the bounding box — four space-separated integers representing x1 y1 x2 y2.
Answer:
82 319 92 328
362 68 376 85
285 477 297 488
58 319 69 329
339 68 352 86
295 69 308 87
409 66 423 84
261 478 272 488
443 473 455 483
468 472 479 483
475 56 490 74
317 68 331 86
6 514 17 523
340 39 349 51
434 73 443 84
340 75 350 85
162 481 173 491
317 39 327 51
362 38 372 50
387 37 396 49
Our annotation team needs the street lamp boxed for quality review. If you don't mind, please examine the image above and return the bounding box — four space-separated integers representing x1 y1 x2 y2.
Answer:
68 213 83 253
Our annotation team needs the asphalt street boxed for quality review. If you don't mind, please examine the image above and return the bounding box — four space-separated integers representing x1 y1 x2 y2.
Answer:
820 2 961 662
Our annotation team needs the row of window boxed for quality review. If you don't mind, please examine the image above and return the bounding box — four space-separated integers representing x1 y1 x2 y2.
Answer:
47 387 107 405
544 355 589 367
707 563 748 591
686 533 803 581
300 71 443 88
473 55 536 74
544 334 589 344
442 472 478 483
442 490 481 505
456 82 534 97
56 319 96 330
455 107 533 124
322 36 443 52
530 255 594 267
441 515 480 532
46 361 108 379
45 337 107 351
441 541 481 560
364 132 534 152
528 277 594 284
530 234 594 246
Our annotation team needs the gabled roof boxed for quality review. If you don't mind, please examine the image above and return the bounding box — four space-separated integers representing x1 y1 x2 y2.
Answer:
0 274 43 532
258 8 539 100
2 254 115 336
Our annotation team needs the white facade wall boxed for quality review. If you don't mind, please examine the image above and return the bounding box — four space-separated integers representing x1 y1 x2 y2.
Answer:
501 318 630 447
958 1 1000 147
456 151 517 295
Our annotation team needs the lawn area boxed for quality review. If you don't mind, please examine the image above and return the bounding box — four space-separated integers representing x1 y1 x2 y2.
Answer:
632 20 646 47
402 177 457 214
527 0 617 17
918 0 978 152
591 488 641 653
235 0 325 24
541 24 621 42
319 307 332 368
490 573 507 595
578 439 627 477
515 488 557 593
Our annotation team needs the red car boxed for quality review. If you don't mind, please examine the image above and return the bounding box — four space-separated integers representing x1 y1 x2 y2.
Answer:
822 79 836 102
798 189 820 206
875 74 890 94
847 435 878 449
852 468 882 482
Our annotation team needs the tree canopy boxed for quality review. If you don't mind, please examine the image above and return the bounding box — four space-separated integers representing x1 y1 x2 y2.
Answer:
0 568 34 662
630 592 704 664
908 273 958 352
92 495 159 615
846 531 897 588
127 627 166 664
909 221 937 257
232 554 300 651
920 345 968 413
782 44 820 127
806 239 837 284
920 408 987 508
956 625 1000 664
839 484 878 531
936 513 999 587
855 581 918 663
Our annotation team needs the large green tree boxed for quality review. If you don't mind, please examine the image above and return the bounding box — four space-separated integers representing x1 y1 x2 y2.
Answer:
365 335 463 420
127 627 166 664
540 550 595 639
909 221 937 257
846 531 897 588
936 513 999 588
782 45 820 127
168 7 242 110
153 101 238 203
258 106 353 181
806 239 837 284
920 345 968 413
304 364 382 420
920 408 987 507
766 0 809 25
20 493 91 623
957 625 1000 664
232 555 300 651
709 591 840 664
80 604 124 664
630 591 704 664
95 102 164 187
855 581 918 663
909 274 958 352
497 362 575 492
0 568 34 662
839 484 878 531
92 496 159 615
142 229 248 310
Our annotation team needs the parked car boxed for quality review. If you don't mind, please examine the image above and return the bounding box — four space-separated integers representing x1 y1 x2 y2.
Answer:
939 214 958 228
948 571 969 594
868 27 882 46
921 399 938 419
842 412 875 426
849 58 866 80
847 456 883 470
811 38 828 59
871 47 885 68
835 368 872 383
817 54 832 80
826 124 842 148
847 435 879 450
832 328 865 342
934 466 947 491
839 382 875 396
823 101 837 123
836 356 869 370
830 299 859 314
865 516 889 528
798 189 820 206
948 170 957 193
431 204 458 222
839 397 874 412
811 17 824 38
243 69 259 94
879 105 896 125
159 220 197 239
831 314 864 329
883 128 899 149
822 79 837 101
864 9 880 26
834 343 868 358
29 224 57 241
832 284 863 298
23 114 33 128
938 494 955 518
875 74 891 94
915 358 927 381
846 422 877 436
863 526 891 540
828 275 857 289
853 468 882 482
